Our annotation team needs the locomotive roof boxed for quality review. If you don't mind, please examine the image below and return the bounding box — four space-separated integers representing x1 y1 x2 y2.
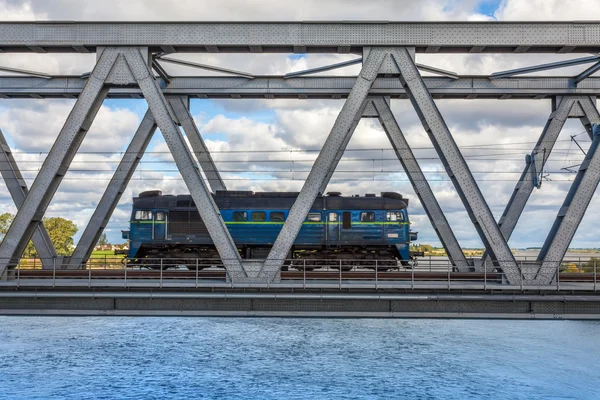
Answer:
133 191 408 211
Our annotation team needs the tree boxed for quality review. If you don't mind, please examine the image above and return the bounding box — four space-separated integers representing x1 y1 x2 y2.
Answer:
0 213 78 256
0 212 14 242
43 217 78 256
98 233 109 247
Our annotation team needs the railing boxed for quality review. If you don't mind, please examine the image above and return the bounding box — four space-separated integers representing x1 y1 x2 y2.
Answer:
0 256 598 291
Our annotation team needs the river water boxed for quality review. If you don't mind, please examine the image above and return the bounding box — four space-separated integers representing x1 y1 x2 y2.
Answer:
0 317 598 399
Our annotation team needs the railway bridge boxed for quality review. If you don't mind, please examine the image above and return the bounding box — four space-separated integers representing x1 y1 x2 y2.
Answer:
1 21 600 317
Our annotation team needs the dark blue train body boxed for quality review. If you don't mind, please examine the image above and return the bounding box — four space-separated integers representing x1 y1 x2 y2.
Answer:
123 190 418 268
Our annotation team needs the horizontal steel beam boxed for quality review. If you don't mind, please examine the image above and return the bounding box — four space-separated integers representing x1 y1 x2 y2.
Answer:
0 22 599 53
2 76 600 99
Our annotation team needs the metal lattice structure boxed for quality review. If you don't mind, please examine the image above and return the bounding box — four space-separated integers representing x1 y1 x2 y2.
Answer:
1 21 600 284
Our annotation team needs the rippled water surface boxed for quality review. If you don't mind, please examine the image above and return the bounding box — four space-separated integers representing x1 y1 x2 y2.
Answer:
0 317 599 399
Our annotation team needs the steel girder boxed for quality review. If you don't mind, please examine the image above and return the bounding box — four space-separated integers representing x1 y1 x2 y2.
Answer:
0 47 117 275
477 97 576 271
0 130 58 267
370 97 469 271
4 76 600 100
261 47 388 279
68 110 157 269
0 47 245 279
167 96 226 192
317 96 469 271
477 96 600 274
67 97 227 269
535 104 600 284
390 47 520 284
119 48 245 279
0 22 599 53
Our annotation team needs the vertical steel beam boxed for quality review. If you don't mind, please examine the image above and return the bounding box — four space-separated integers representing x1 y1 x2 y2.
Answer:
537 125 600 284
478 97 576 271
167 96 226 192
68 110 158 269
371 97 470 271
0 130 58 267
262 48 388 279
121 48 245 277
0 48 119 276
390 47 520 284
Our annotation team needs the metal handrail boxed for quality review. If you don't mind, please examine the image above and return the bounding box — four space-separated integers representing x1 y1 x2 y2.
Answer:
1 256 598 291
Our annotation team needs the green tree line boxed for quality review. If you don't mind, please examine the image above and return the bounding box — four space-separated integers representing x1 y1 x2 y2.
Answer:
0 213 78 256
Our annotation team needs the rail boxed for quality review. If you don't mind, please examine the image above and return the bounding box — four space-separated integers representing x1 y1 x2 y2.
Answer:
0 256 598 291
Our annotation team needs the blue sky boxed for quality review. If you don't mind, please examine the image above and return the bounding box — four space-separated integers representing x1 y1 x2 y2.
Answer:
476 0 502 17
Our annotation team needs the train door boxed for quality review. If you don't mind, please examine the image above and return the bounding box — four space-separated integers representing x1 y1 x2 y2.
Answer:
327 212 340 242
153 210 167 240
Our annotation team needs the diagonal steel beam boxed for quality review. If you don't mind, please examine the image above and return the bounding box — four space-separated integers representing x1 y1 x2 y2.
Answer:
167 96 226 192
121 48 246 278
157 56 255 79
535 103 600 285
262 47 388 280
477 97 577 272
390 47 520 284
371 97 469 271
0 129 57 267
318 107 363 195
490 56 600 79
577 97 600 140
68 110 158 269
284 58 363 79
574 62 600 84
0 48 119 276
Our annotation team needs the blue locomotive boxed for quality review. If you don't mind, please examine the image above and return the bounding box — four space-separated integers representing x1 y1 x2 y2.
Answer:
123 190 418 269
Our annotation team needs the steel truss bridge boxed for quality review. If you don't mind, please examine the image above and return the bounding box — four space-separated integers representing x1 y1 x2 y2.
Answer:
2 20 600 302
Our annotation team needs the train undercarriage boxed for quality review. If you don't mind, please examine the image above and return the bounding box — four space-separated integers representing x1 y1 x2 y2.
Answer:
129 244 409 271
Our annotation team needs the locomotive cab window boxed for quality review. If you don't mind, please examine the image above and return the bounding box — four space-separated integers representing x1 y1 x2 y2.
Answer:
252 211 266 222
155 211 165 221
386 211 404 222
307 212 322 222
233 211 248 221
360 212 375 222
135 210 153 220
270 212 285 222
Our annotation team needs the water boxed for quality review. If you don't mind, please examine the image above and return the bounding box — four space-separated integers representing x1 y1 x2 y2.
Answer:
0 318 598 399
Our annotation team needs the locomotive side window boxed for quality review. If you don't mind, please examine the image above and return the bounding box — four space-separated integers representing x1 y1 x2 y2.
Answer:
270 212 285 222
386 211 404 222
307 213 322 222
328 213 338 222
135 210 153 220
252 211 266 222
342 212 352 229
155 212 165 221
360 212 375 222
233 211 248 221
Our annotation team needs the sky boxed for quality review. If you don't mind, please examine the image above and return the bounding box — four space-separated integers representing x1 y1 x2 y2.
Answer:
1 0 600 250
